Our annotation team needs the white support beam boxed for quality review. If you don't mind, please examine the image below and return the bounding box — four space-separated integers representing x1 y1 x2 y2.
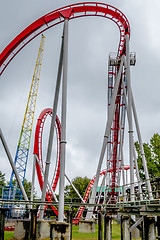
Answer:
125 34 135 201
0 128 29 202
121 76 143 200
58 19 69 222
86 55 125 219
35 154 58 202
39 28 64 219
65 174 85 204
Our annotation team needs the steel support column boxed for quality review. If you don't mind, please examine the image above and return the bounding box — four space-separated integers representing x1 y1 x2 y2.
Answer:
39 26 64 219
58 19 69 222
121 77 143 200
125 34 134 201
65 174 85 203
131 93 153 200
36 155 58 202
31 154 36 204
86 56 124 219
119 121 126 202
0 128 28 201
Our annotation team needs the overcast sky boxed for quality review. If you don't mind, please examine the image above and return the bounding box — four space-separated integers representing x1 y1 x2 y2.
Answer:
0 0 160 196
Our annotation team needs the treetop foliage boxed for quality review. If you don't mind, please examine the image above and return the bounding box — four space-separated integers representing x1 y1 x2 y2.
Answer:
64 176 91 202
135 133 160 180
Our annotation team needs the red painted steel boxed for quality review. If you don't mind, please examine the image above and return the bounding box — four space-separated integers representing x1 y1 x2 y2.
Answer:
33 108 61 216
110 79 122 202
74 170 106 222
0 2 131 217
0 2 130 75
74 165 127 222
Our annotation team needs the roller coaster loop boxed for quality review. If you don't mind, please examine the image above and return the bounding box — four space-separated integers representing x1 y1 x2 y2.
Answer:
33 108 61 216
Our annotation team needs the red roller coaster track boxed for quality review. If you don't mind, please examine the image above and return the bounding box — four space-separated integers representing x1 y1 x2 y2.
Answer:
33 108 61 216
74 169 106 222
74 166 130 222
0 2 130 75
0 2 131 217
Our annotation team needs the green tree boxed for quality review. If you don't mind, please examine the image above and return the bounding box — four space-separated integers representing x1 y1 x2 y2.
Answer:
23 178 37 200
0 171 6 197
135 133 160 180
64 176 91 202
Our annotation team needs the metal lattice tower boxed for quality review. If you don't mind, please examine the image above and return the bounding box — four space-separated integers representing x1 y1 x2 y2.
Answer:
9 35 45 189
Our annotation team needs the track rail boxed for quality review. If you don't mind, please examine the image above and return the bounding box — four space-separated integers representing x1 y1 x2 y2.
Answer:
74 166 126 222
74 170 106 221
0 2 130 75
0 2 132 218
33 108 61 215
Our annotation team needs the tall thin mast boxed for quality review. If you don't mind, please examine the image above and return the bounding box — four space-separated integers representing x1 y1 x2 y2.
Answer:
9 35 45 191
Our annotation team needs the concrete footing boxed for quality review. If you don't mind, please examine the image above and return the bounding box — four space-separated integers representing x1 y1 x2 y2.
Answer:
104 215 112 240
50 222 70 240
130 216 140 239
98 212 103 240
14 220 30 240
14 219 54 240
0 208 8 240
121 215 130 240
157 216 160 237
143 216 156 240
131 226 140 239
79 219 95 233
